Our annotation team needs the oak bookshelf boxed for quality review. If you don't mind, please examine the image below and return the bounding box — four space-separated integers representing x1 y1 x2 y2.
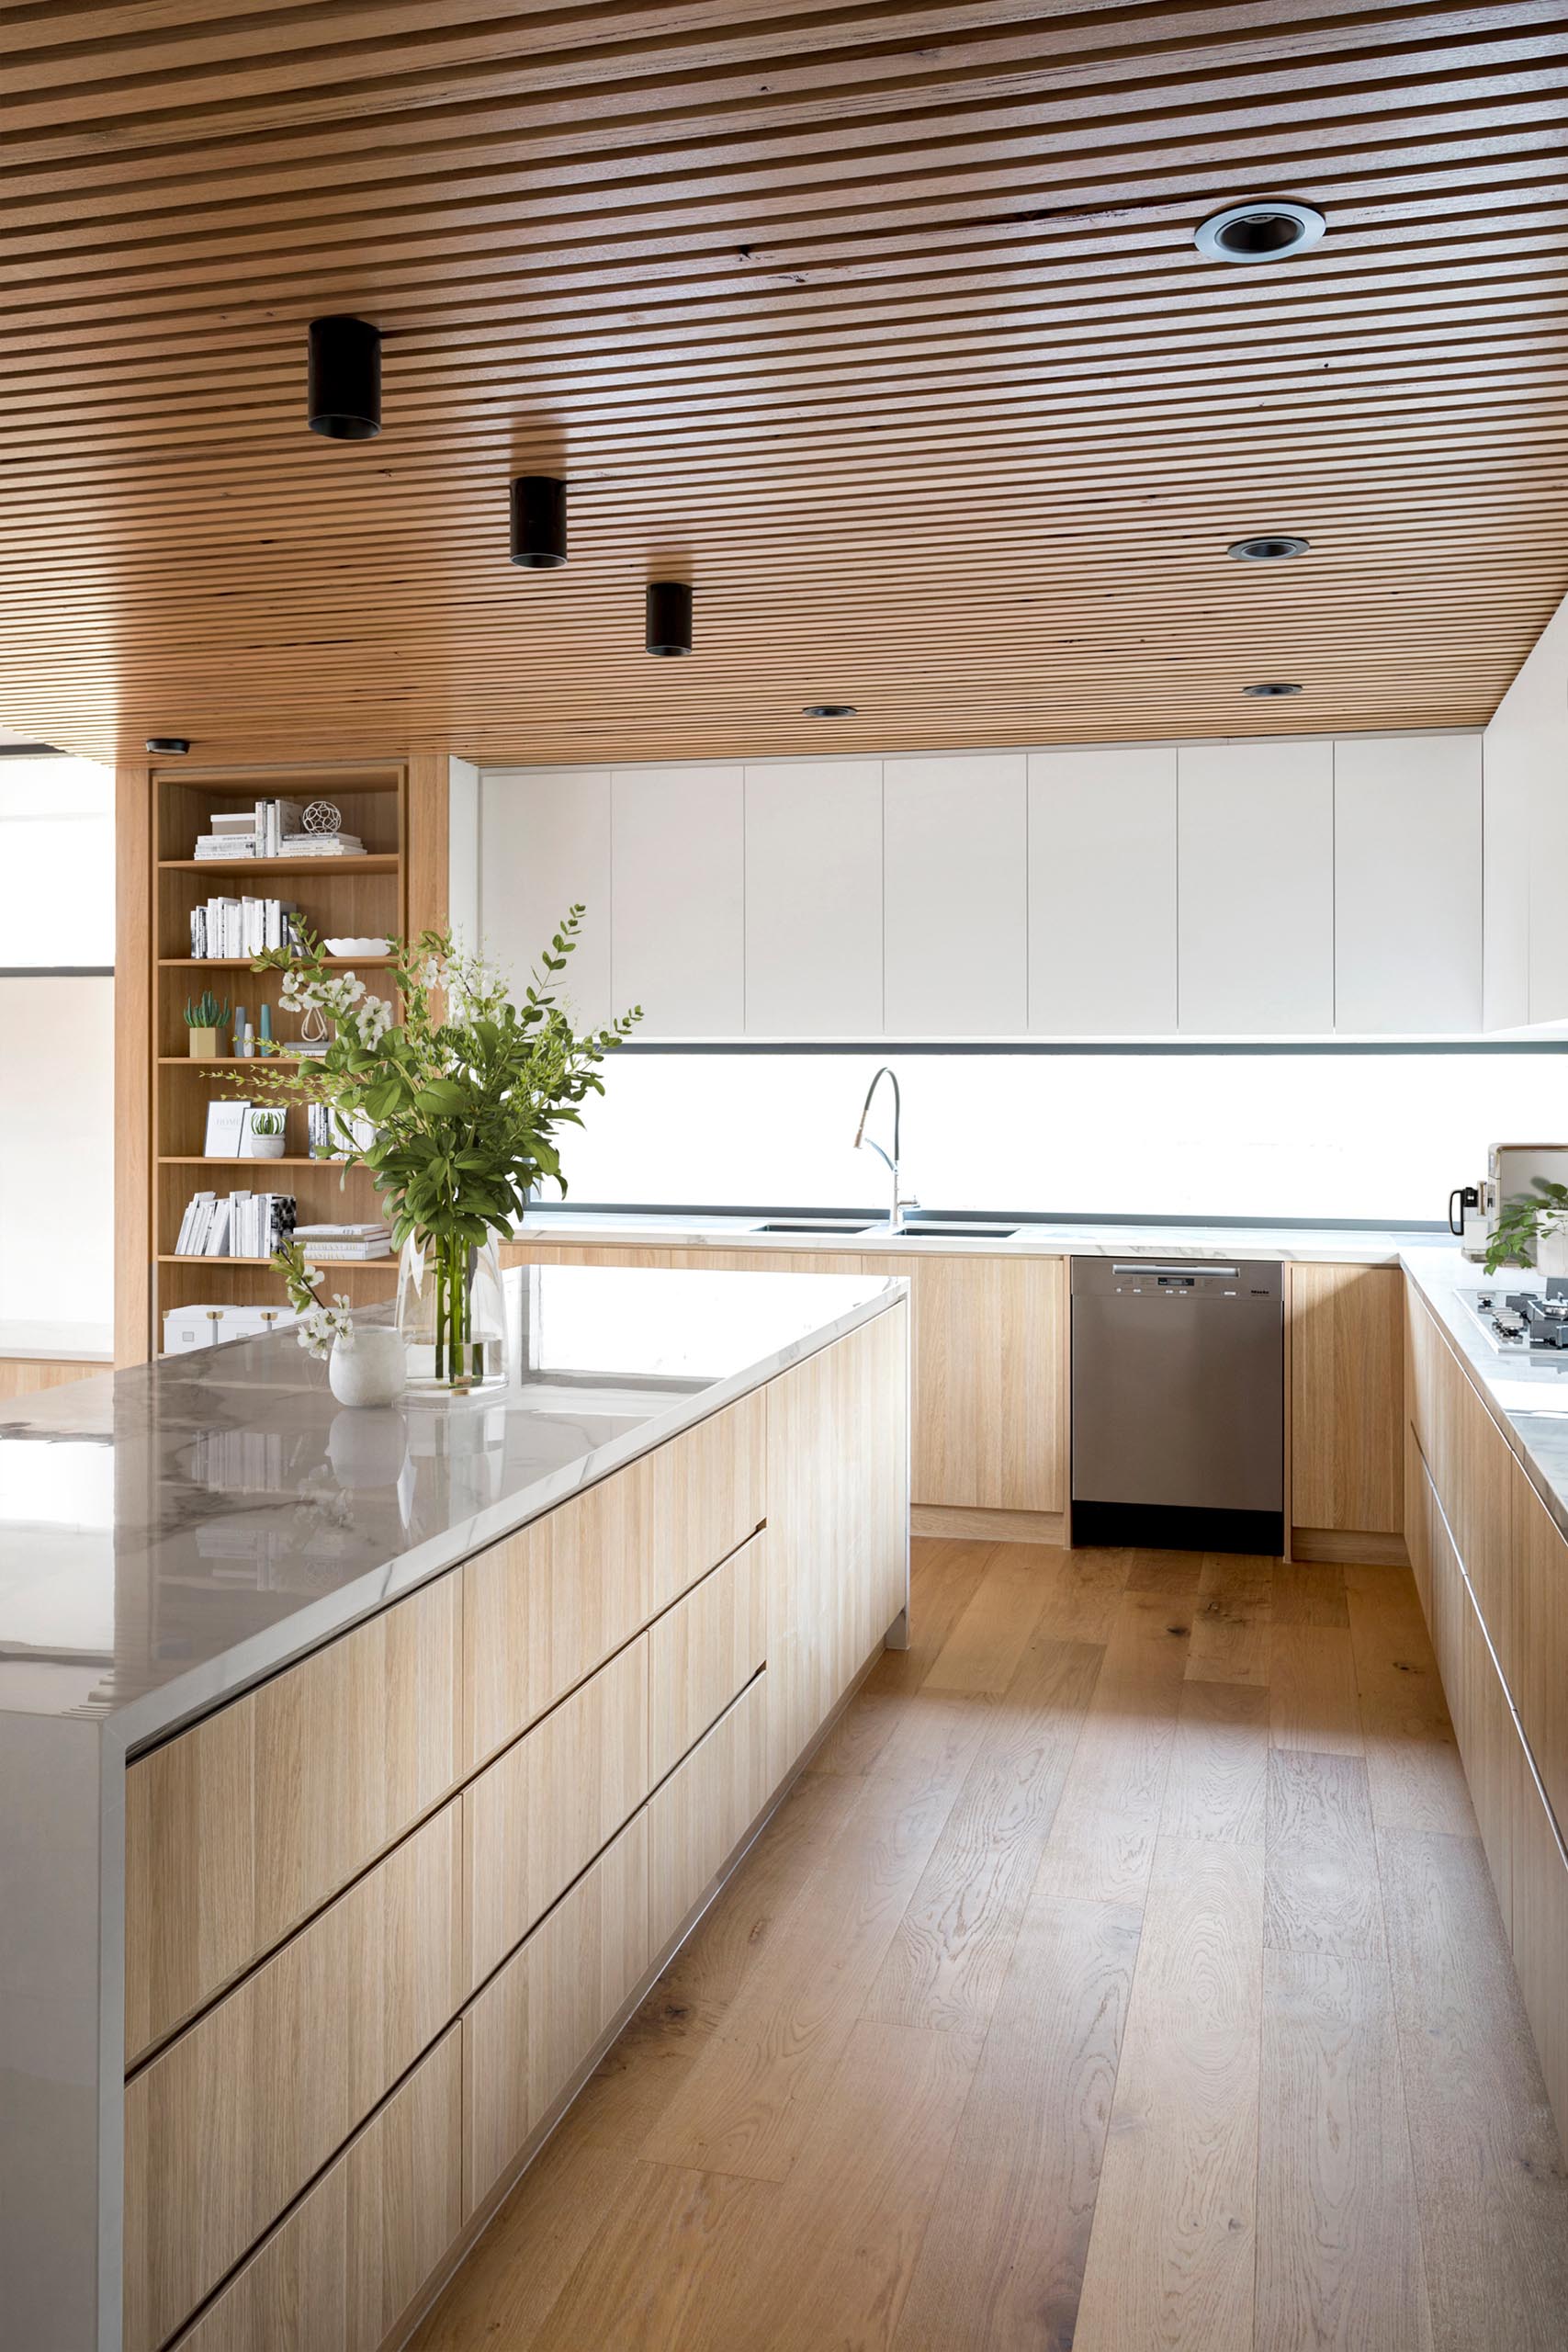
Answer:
134 757 418 1352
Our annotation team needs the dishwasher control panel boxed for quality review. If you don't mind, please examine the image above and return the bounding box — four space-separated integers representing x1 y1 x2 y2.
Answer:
1093 1261 1280 1301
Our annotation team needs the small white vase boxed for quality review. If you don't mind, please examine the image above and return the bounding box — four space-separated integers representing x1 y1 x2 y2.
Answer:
328 1325 407 1408
1538 1222 1568 1280
248 1134 287 1159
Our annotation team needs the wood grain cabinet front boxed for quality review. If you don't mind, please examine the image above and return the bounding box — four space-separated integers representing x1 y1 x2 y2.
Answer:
461 1388 765 1772
168 2026 462 2352
648 1675 770 1954
1290 1261 1404 1555
465 1531 769 1991
123 1804 465 2352
125 1572 461 2064
463 1809 651 2220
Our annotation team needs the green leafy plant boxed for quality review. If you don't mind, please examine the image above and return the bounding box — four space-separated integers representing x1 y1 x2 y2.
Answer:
248 911 639 1379
248 1107 287 1137
184 989 231 1029
1483 1179 1568 1275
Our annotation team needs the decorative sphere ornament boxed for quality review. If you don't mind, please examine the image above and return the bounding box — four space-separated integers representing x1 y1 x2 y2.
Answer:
302 799 342 835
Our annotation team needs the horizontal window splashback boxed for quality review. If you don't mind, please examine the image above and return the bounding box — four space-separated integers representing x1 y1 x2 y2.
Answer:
549 1044 1568 1228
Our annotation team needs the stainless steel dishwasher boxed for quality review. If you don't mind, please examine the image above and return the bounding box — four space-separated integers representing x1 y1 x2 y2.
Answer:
1070 1257 1284 1554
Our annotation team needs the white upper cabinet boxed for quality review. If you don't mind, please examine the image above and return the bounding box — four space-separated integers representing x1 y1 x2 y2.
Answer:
883 753 1026 1035
1483 587 1568 1028
1334 733 1482 1033
1177 740 1335 1034
610 765 745 1036
1028 745 1178 1034
743 760 884 1035
478 767 614 1028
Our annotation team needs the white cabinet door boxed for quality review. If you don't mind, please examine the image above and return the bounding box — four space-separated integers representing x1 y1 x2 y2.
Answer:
743 761 884 1035
1177 740 1334 1034
479 767 613 1027
1028 745 1178 1033
611 765 744 1036
1334 733 1482 1033
883 753 1026 1035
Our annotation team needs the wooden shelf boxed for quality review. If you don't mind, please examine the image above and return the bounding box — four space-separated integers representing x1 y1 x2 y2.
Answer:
161 854 400 876
159 956 394 969
158 1156 369 1168
159 1255 396 1269
128 754 417 1359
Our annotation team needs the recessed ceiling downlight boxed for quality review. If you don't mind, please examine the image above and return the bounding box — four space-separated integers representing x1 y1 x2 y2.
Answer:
1228 534 1310 563
803 704 857 718
1194 199 1325 265
1242 682 1303 697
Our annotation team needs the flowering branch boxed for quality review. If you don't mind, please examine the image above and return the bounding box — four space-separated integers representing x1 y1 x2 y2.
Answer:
273 1237 355 1360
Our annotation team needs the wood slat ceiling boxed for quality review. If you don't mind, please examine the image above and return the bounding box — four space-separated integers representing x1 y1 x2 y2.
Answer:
1 0 1564 766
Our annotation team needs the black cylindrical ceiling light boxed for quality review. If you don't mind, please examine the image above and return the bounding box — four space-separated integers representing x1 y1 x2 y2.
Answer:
307 315 382 440
510 476 567 569
647 581 693 657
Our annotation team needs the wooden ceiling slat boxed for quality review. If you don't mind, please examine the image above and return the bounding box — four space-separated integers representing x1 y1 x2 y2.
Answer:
0 1 1562 763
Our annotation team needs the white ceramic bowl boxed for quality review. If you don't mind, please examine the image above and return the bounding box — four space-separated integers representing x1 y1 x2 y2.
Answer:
322 936 391 958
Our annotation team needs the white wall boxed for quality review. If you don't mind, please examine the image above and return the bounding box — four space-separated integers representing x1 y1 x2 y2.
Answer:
474 729 1488 1042
0 976 114 1335
1482 587 1568 1029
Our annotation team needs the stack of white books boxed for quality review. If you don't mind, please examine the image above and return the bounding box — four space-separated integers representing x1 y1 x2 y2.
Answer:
174 1190 298 1259
278 831 367 858
190 897 303 958
193 799 308 859
291 1221 393 1261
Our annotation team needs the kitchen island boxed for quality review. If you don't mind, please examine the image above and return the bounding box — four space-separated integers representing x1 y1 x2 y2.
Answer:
0 1263 909 2352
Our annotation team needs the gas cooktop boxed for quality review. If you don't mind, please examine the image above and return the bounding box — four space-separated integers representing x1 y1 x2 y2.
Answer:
1456 1280 1568 1354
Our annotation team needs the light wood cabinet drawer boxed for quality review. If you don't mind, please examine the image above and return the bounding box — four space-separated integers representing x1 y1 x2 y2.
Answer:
1511 1758 1568 2144
649 1530 768 1783
465 1638 648 1992
649 1674 769 1954
168 2024 462 2352
125 1572 461 2064
462 1388 765 1771
462 1809 651 2219
124 1804 465 2352
1515 1472 1568 1837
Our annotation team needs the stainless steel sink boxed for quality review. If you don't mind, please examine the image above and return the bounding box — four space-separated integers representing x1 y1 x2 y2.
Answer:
752 1221 875 1235
881 1223 1018 1240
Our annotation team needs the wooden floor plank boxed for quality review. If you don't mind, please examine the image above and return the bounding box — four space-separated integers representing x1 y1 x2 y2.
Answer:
1271 1560 1350 1629
1186 1553 1273 1688
892 1894 1142 2352
1159 1676 1269 1848
1034 1589 1192 1908
1258 1945 1435 2352
864 1638 1102 2032
1070 1838 1264 2352
921 1543 1056 1696
1344 1562 1476 1838
1027 1544 1134 1645
1266 1747 1385 1961
1269 1623 1365 1758
637 1767 962 2181
1125 1547 1208 1598
624 1770 865 2058
1379 1828 1568 2352
869 1537 995 1697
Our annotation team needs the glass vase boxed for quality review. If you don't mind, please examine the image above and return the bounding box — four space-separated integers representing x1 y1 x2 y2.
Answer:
396 1233 508 1393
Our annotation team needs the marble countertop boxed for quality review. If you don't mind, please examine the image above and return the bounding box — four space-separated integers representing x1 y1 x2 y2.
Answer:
0 1264 904 1747
512 1210 1451 1268
1400 1248 1568 1542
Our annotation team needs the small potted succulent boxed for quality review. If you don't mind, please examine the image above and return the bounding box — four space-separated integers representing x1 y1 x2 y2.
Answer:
184 989 231 1059
1485 1180 1568 1280
246 1106 288 1160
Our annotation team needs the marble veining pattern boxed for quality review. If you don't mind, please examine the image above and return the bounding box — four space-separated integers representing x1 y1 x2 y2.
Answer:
0 1264 904 1747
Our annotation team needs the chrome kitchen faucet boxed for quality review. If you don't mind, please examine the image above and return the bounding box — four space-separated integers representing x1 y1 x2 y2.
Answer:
852 1065 919 1233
